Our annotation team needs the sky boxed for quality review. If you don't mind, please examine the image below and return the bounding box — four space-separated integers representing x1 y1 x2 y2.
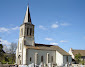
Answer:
0 0 85 52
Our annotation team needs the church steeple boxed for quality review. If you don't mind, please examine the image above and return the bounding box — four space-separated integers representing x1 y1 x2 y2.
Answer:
24 5 31 23
19 5 34 46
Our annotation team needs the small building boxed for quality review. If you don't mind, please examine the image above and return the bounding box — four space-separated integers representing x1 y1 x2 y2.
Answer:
16 5 72 66
69 48 85 61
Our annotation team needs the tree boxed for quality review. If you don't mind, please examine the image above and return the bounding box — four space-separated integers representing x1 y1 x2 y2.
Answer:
9 43 17 64
0 44 5 62
75 53 81 64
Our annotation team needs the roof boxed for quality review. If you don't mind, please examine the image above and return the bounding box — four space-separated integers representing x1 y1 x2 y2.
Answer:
26 43 70 56
72 49 85 56
23 5 32 23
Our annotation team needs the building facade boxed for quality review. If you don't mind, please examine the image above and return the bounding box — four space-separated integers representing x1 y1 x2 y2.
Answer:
16 5 72 66
69 48 85 62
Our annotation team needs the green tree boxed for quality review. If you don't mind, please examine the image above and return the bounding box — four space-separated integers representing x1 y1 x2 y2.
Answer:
80 60 84 65
75 53 81 64
9 43 17 64
0 44 5 62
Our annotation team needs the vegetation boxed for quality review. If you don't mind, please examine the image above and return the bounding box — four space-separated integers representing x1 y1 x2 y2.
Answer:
75 53 81 64
0 44 5 62
0 43 17 64
9 43 17 64
80 60 85 65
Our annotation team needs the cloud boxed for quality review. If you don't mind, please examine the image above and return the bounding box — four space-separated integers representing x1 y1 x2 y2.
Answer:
0 27 9 32
39 25 47 30
51 24 59 28
11 26 19 30
60 40 68 43
45 38 53 41
60 23 70 26
0 39 11 45
50 42 58 45
0 26 19 33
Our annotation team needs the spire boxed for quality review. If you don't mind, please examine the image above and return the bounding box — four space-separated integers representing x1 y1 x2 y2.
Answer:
24 5 31 23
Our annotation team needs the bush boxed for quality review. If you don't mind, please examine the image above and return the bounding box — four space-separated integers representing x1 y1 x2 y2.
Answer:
8 62 12 64
1 60 7 64
80 60 85 65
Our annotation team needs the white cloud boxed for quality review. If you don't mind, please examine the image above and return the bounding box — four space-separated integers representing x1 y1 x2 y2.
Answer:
0 39 11 45
0 39 11 52
0 27 9 32
11 26 19 30
45 38 53 41
50 42 58 45
51 24 59 28
60 40 68 43
0 26 19 33
60 23 70 26
39 25 47 30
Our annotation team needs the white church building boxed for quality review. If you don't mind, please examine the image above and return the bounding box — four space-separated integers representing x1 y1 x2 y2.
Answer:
16 5 72 66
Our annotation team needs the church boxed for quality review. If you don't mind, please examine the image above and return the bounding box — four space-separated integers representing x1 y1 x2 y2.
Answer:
16 5 72 66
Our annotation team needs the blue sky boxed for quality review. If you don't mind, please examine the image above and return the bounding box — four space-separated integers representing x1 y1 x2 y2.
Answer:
0 0 85 52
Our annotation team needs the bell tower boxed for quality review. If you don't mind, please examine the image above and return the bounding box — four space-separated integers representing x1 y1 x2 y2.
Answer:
19 5 34 46
17 5 35 65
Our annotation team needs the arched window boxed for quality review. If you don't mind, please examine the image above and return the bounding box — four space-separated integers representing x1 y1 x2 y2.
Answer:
67 56 68 62
51 56 53 62
30 28 32 36
27 27 29 36
41 56 43 62
30 57 32 62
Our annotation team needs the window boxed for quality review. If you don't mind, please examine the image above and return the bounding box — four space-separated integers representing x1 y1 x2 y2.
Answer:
24 40 26 45
51 56 53 62
30 57 32 62
30 28 32 36
27 27 29 36
41 56 43 62
66 56 68 62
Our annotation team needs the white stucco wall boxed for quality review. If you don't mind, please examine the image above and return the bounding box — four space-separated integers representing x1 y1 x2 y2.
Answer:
23 46 26 64
69 48 75 59
18 36 24 64
26 49 56 65
16 48 18 64
56 51 63 66
19 37 24 53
